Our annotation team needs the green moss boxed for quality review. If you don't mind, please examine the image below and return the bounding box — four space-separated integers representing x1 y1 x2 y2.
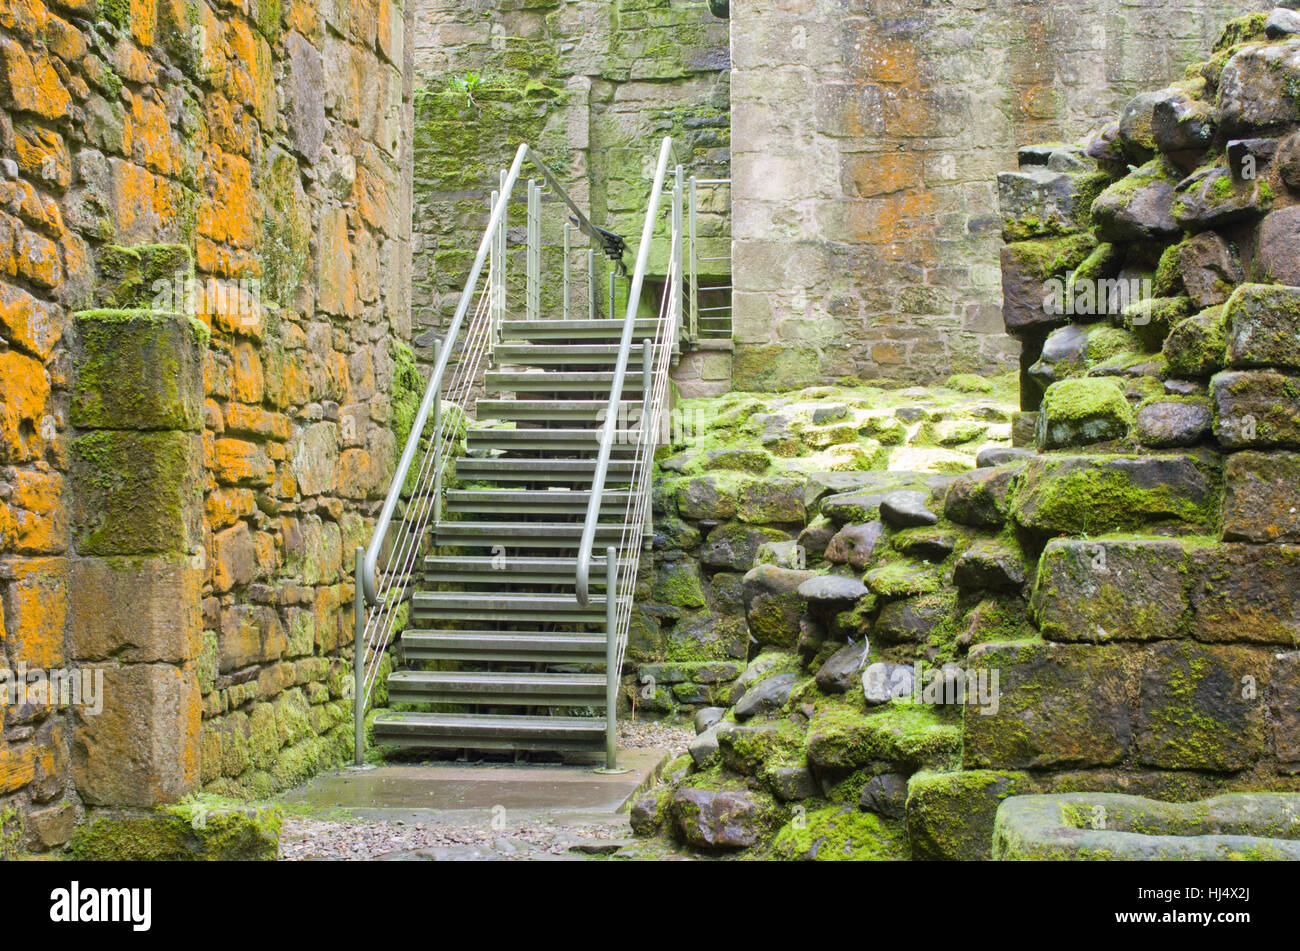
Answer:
98 0 129 28
70 796 282 861
1006 233 1097 280
0 808 23 860
261 151 311 309
805 699 962 772
771 805 909 860
1214 13 1268 52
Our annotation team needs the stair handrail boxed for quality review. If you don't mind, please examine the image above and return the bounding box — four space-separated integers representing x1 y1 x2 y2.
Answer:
353 142 623 764
574 135 675 607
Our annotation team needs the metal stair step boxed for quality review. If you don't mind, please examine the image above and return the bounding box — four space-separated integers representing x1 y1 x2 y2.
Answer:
434 520 626 550
387 670 606 706
486 371 646 395
466 428 640 454
412 591 608 623
455 457 636 485
493 343 649 368
476 399 642 425
499 319 659 342
423 554 632 586
400 629 606 663
443 489 631 518
371 712 605 752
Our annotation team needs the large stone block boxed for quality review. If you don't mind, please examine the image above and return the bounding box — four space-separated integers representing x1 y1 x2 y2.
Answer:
906 769 1033 861
1187 543 1300 645
0 556 67 668
1032 538 1192 642
1222 450 1300 542
1218 39 1300 138
1212 369 1300 449
69 556 202 664
962 642 1135 770
1134 641 1268 771
994 793 1300 860
92 245 194 310
1224 283 1300 371
741 563 815 648
70 800 282 860
70 430 203 555
1008 454 1219 538
72 310 208 430
72 663 201 807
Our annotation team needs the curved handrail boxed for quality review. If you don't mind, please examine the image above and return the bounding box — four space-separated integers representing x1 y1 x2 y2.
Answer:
360 143 532 606
575 136 674 606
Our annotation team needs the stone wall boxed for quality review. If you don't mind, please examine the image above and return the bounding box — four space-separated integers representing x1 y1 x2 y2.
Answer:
409 0 733 395
0 0 413 852
729 0 1272 389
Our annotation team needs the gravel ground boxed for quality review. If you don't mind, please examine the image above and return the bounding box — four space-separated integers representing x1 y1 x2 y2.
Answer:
618 717 693 757
279 722 692 861
279 814 636 861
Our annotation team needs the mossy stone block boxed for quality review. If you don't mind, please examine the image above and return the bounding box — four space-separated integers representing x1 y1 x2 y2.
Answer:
70 798 282 861
72 309 208 431
1009 453 1219 537
1036 378 1133 448
1225 283 1300 371
1135 641 1268 771
71 430 204 555
771 804 908 860
906 769 1033 861
963 641 1137 770
94 244 195 310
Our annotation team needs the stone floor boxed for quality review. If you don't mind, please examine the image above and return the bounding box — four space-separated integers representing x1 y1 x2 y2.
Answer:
277 748 687 861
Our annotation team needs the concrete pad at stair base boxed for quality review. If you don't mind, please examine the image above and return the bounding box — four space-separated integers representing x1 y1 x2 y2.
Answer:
993 793 1300 860
280 748 669 822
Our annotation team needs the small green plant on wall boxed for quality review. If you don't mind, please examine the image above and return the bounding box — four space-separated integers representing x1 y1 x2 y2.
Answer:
451 71 485 108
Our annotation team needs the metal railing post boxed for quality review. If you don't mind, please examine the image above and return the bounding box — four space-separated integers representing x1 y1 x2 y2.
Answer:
688 176 699 343
526 179 540 321
603 545 618 771
430 340 442 523
575 136 673 606
563 220 571 320
353 547 365 766
642 341 653 548
672 166 684 351
609 271 616 322
587 249 597 320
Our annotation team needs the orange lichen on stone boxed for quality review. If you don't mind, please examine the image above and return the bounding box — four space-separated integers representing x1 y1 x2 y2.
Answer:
14 126 72 191
0 347 51 463
2 557 69 669
212 437 273 486
108 158 178 240
197 150 257 249
8 465 68 555
847 151 921 198
0 37 71 120
205 486 257 531
0 282 62 360
126 91 179 176
852 35 919 85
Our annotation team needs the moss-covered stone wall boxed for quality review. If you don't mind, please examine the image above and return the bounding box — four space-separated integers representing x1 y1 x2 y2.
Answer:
0 0 414 851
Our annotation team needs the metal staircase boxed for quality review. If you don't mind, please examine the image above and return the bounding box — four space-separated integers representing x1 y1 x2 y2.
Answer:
352 138 685 768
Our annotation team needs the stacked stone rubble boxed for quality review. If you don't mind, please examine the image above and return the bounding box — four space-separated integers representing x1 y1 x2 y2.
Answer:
631 9 1300 860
